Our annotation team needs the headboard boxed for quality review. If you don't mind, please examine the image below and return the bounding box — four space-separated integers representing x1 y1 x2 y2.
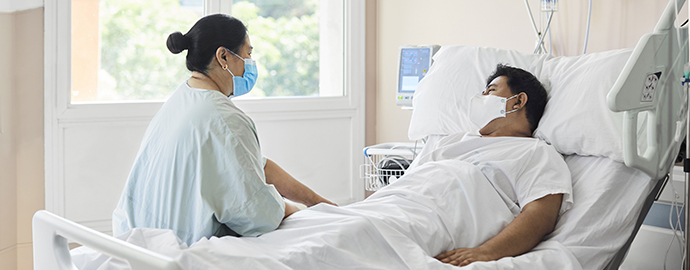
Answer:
607 0 688 180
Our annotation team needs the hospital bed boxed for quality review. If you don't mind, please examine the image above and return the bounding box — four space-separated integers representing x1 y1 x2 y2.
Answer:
32 0 688 269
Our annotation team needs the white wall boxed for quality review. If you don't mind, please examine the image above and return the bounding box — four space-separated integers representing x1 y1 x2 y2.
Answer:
0 4 45 270
0 0 42 13
549 0 683 56
0 10 18 270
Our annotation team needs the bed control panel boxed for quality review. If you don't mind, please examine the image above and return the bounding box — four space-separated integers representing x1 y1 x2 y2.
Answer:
641 71 662 102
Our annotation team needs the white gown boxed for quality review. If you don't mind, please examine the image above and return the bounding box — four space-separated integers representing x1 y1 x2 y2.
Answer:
112 81 285 245
412 132 573 216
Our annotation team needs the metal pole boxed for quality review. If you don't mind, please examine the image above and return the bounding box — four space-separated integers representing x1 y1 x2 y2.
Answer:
533 10 554 54
524 0 547 53
685 2 690 263
678 3 690 270
685 74 689 269
671 72 690 270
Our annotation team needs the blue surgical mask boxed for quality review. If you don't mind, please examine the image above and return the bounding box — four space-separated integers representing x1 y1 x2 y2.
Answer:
226 50 258 97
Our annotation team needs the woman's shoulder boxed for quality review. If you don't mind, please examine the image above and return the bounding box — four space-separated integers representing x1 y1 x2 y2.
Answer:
172 81 255 129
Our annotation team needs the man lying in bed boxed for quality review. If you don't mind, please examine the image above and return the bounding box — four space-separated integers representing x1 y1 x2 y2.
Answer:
419 64 572 267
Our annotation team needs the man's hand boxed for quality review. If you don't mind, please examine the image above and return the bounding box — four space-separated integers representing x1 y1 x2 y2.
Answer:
434 246 496 267
435 194 563 267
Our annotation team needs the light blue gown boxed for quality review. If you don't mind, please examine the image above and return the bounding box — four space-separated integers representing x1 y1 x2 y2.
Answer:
112 82 285 245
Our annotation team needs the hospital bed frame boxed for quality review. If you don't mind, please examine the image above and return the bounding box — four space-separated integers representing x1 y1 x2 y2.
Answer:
605 0 688 268
32 0 689 269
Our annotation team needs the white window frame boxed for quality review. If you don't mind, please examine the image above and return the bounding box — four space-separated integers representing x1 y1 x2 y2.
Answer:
44 0 365 213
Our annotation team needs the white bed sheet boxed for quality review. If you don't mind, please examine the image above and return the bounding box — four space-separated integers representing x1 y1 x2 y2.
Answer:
71 147 653 270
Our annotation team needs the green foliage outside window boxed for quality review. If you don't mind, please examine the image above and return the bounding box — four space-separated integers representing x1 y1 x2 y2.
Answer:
98 0 198 100
98 0 320 100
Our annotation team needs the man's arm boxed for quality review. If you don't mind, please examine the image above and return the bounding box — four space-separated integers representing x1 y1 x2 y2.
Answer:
264 158 337 207
435 194 563 267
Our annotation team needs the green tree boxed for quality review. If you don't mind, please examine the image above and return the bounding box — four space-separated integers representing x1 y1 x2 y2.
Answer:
99 0 320 99
233 1 320 97
99 0 198 100
234 0 318 19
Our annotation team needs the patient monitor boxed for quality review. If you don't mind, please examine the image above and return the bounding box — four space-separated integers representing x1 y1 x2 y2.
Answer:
396 45 441 108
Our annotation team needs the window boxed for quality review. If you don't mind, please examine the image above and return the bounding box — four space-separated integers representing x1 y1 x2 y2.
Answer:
71 0 202 102
232 0 343 98
70 0 343 103
46 0 364 221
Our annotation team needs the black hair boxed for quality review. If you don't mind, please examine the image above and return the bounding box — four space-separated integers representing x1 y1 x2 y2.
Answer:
166 14 247 75
485 64 547 133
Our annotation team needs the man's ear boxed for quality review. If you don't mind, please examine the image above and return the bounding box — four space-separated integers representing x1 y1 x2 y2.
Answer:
514 92 528 109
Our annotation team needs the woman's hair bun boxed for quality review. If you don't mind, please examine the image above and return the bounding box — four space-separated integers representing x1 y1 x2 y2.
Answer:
166 31 191 54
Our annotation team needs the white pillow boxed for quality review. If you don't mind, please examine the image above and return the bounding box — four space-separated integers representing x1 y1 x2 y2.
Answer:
408 45 635 162
536 49 634 162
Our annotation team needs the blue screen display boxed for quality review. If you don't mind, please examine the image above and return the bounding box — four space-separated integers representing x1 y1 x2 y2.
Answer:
398 48 431 93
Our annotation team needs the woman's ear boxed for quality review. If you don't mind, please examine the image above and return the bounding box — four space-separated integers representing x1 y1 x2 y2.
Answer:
215 47 229 69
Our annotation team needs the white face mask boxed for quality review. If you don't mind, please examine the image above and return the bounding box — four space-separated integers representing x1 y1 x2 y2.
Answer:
468 93 519 130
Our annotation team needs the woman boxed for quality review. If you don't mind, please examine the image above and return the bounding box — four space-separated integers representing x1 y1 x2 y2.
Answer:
112 14 335 245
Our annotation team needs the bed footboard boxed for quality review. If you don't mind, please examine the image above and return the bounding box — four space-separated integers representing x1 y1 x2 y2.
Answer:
32 210 181 270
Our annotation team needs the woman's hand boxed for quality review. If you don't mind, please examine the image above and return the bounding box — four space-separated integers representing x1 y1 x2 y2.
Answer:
284 202 300 219
265 159 338 207
435 246 496 267
309 195 337 207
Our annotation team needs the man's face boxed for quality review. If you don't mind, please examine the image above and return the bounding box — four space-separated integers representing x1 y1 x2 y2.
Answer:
477 75 526 136
482 76 512 98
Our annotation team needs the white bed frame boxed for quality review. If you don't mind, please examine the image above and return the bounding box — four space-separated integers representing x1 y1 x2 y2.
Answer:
605 0 688 268
32 210 182 269
32 0 689 269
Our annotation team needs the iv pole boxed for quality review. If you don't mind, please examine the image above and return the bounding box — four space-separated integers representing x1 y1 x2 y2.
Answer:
524 0 548 54
681 1 690 270
683 3 690 265
684 0 690 258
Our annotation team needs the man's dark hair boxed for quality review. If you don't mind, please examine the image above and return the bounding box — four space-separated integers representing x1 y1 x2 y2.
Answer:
485 64 547 133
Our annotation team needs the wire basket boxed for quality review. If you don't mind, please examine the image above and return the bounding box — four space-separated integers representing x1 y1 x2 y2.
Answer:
360 142 423 191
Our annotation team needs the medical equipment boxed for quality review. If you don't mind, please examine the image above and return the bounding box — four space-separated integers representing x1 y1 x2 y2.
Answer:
583 0 593 54
540 0 558 12
360 142 423 191
30 0 689 268
396 45 440 108
524 0 556 54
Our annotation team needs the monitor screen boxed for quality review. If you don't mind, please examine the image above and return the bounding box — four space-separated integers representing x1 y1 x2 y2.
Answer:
398 48 432 94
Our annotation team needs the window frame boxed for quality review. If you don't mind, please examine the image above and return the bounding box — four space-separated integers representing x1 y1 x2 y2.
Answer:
44 0 366 213
48 0 362 117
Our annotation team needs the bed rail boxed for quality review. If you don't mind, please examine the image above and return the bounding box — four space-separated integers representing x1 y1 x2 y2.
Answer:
607 0 688 180
32 210 181 270
602 175 669 270
606 1 688 269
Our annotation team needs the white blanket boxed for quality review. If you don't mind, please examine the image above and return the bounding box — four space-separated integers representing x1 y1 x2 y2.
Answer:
74 158 583 269
72 147 652 270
